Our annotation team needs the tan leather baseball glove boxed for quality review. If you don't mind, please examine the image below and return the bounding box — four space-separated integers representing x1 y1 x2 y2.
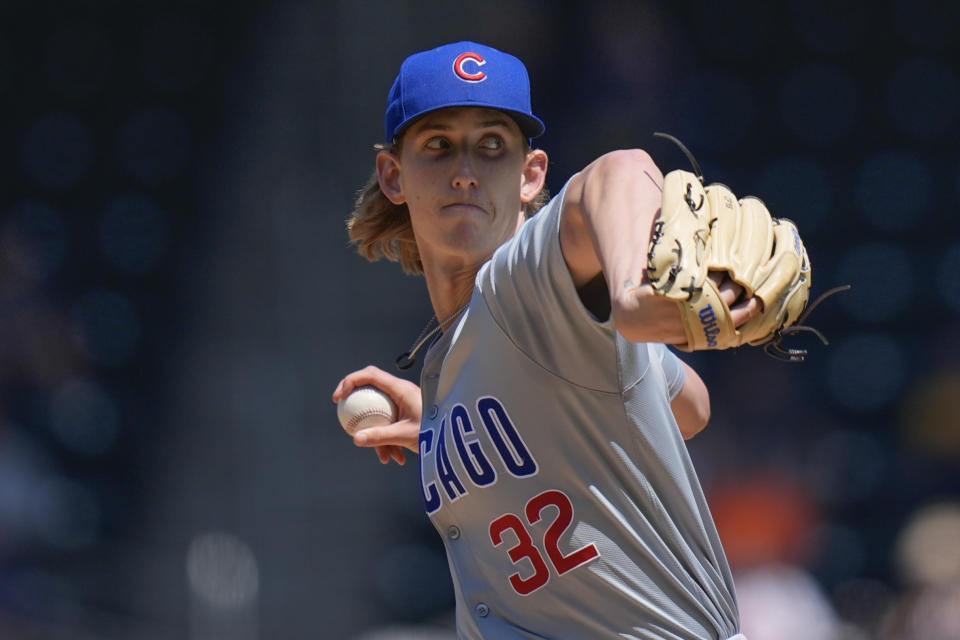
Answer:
645 132 853 361
647 166 812 352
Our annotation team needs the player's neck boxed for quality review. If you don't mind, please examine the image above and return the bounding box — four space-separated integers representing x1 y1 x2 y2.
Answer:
420 255 478 325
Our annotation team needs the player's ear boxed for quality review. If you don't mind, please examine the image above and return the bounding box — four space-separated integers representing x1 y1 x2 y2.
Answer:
520 149 548 205
377 150 405 205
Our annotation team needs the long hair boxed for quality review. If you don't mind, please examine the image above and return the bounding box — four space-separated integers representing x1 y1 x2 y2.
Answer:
346 142 550 275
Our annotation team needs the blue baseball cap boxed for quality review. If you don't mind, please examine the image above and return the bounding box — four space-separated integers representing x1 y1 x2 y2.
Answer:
384 41 545 142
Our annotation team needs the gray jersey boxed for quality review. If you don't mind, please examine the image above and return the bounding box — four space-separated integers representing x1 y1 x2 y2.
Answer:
417 179 743 640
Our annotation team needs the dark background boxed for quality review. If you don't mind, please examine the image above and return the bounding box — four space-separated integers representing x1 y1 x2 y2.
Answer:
1 1 958 638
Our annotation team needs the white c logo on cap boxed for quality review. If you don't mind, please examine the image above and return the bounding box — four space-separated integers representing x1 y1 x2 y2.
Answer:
454 52 486 82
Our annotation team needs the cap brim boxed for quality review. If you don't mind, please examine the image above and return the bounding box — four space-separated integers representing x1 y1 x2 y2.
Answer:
393 103 545 141
505 110 546 139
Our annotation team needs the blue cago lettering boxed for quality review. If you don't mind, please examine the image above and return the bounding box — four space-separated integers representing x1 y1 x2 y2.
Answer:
421 396 539 514
436 419 468 501
477 397 538 478
699 304 720 347
451 404 497 487
419 429 442 514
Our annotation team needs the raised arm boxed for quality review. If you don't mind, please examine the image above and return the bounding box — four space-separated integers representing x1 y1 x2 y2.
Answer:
559 149 760 344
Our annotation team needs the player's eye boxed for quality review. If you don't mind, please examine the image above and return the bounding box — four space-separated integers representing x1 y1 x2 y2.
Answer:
479 135 504 151
424 137 450 151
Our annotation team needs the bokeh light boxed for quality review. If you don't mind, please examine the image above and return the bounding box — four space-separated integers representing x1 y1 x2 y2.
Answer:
835 243 914 323
737 564 839 640
2 200 67 281
0 429 58 545
827 333 905 412
709 476 818 569
186 531 259 640
895 501 960 587
186 531 260 608
854 151 932 232
899 370 960 460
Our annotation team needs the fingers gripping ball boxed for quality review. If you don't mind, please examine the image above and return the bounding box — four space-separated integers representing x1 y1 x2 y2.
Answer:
337 386 398 436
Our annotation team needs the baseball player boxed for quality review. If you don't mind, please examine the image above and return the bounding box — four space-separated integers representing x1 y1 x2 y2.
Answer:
332 41 796 639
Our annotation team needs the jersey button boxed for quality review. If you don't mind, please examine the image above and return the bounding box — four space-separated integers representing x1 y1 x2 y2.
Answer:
428 405 439 419
447 525 460 540
475 603 489 618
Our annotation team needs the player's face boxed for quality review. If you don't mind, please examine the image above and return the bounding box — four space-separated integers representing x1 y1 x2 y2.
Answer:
379 107 546 268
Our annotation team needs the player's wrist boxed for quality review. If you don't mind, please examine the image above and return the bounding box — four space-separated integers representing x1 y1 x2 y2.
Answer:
612 287 686 345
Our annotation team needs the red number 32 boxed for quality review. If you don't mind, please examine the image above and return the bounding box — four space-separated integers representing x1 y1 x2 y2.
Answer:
489 489 600 596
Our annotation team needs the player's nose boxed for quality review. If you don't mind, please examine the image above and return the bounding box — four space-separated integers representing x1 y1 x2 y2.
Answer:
451 152 479 190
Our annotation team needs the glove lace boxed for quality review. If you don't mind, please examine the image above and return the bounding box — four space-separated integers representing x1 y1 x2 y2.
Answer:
762 285 852 362
654 131 704 182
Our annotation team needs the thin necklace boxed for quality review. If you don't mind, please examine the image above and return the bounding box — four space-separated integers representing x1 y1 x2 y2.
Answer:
395 302 469 371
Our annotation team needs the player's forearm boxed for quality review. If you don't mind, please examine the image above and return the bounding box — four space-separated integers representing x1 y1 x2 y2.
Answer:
561 149 662 284
561 149 683 343
581 149 663 290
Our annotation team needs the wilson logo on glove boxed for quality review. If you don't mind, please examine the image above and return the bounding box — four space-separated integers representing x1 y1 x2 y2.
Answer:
699 305 720 348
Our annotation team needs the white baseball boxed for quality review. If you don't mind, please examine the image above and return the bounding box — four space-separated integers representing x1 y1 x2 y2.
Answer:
337 385 398 436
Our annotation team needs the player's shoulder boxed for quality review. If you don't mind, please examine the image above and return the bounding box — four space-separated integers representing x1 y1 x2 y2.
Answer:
580 148 662 181
503 175 576 249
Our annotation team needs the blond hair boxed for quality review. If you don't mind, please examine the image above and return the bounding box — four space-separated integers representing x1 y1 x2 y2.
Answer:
347 143 550 275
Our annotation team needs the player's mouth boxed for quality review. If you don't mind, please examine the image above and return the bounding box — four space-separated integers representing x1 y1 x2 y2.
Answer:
441 202 489 217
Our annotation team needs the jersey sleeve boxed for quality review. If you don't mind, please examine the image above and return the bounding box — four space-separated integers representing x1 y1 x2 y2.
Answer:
477 178 621 390
653 343 687 400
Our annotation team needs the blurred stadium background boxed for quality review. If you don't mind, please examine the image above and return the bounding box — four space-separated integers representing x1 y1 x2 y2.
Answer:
1 1 958 638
